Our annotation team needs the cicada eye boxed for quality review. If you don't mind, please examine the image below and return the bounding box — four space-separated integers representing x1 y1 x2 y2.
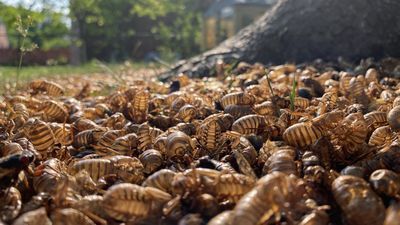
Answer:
19 155 31 166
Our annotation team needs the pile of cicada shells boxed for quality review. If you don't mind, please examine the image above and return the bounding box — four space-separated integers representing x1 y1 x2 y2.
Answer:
1 59 400 225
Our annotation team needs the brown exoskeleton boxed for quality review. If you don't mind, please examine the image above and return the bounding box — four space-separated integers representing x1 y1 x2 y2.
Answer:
332 175 385 225
102 183 172 221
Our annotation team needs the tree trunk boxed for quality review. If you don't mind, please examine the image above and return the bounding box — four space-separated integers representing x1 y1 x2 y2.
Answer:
161 0 400 80
69 17 82 66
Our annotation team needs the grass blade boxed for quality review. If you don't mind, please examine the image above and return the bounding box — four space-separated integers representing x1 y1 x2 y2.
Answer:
290 78 297 111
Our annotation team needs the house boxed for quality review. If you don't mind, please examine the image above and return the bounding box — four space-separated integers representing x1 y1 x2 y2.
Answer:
0 19 10 49
203 0 277 49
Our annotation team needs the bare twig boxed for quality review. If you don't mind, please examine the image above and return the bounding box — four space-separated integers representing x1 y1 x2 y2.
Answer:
93 59 124 84
265 69 275 96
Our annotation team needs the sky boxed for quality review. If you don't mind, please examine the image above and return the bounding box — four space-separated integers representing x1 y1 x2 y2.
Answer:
0 0 69 14
1 0 71 26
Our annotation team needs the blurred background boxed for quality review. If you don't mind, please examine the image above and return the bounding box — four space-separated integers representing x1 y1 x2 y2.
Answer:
0 0 277 66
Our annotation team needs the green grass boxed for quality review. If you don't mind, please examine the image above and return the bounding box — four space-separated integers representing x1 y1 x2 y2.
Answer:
0 60 151 81
0 62 115 81
0 61 154 93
